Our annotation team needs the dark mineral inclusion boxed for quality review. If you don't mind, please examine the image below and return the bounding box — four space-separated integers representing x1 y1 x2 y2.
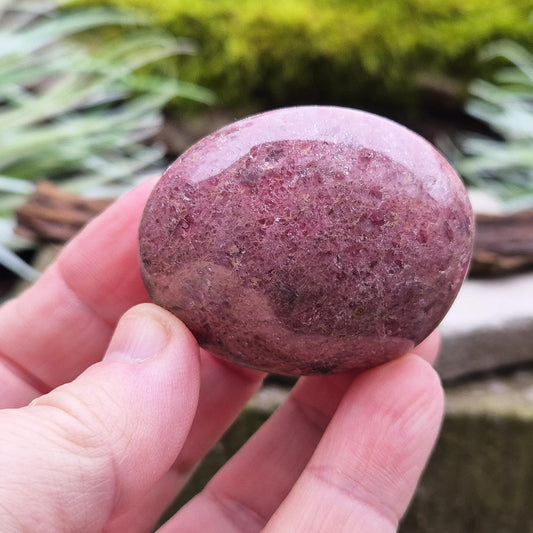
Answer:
139 106 474 375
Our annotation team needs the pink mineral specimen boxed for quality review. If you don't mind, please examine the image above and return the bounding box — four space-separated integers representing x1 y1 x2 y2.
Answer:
139 106 474 375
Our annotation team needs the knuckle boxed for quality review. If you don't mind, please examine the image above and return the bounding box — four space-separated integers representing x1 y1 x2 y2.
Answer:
306 463 400 529
31 385 121 460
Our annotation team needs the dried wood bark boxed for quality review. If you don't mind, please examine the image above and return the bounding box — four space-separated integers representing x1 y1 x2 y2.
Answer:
15 181 112 243
471 210 533 276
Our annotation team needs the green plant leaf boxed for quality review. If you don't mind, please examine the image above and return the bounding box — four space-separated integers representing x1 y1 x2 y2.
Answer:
454 39 533 209
0 0 212 280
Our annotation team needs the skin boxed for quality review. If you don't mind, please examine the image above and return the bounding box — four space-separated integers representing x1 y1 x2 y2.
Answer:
0 178 443 532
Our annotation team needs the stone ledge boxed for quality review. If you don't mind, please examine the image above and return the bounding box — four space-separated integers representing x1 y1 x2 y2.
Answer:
445 369 533 419
437 271 533 381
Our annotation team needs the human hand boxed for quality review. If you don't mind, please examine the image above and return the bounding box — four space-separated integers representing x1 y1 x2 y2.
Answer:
0 179 444 532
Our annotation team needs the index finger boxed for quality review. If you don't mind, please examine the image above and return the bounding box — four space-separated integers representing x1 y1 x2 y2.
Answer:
0 178 156 394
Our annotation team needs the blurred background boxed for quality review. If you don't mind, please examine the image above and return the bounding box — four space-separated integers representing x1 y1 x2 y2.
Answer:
1 1 533 531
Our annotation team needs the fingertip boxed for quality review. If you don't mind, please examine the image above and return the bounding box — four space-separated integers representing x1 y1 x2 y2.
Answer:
332 353 445 481
367 352 445 419
118 303 200 358
104 304 202 425
412 329 441 365
400 352 444 413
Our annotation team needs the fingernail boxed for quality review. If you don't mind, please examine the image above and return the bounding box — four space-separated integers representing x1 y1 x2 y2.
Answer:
104 311 170 363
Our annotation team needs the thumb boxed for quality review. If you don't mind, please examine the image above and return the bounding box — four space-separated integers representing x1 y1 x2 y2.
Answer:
0 304 200 532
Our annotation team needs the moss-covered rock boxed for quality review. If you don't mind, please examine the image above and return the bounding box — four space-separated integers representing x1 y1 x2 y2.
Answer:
403 373 533 532
68 0 533 116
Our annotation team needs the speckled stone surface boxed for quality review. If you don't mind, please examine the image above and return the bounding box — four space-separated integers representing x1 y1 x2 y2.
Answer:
139 106 474 375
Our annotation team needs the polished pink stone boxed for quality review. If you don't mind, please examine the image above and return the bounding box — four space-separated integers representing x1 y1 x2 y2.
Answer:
139 106 474 375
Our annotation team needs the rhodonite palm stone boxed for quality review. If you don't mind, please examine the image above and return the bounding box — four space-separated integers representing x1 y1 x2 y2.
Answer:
139 106 474 375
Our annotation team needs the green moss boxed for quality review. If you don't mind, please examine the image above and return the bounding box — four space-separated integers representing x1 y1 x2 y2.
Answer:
67 0 533 114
